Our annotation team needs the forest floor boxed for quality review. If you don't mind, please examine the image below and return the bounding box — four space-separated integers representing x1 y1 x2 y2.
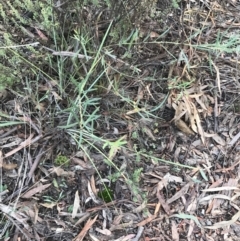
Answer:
0 0 240 240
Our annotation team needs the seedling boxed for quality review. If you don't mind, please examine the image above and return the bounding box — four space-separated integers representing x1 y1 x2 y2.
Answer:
54 155 70 167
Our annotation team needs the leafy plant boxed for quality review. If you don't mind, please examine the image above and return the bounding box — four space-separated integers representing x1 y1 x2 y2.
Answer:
132 168 143 183
98 187 114 203
54 155 70 167
0 65 19 90
43 190 65 203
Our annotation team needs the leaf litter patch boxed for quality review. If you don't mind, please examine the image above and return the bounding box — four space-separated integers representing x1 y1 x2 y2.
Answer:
1 0 240 240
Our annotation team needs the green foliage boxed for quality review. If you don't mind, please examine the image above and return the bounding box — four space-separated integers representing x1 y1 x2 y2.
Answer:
171 0 180 9
43 190 65 203
103 136 127 161
132 168 143 183
54 155 70 167
68 205 74 213
0 0 61 90
98 187 114 203
131 131 138 140
0 184 7 193
108 171 123 182
0 65 19 90
0 0 181 223
126 178 145 203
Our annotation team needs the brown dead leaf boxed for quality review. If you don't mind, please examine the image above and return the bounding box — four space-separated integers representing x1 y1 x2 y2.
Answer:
16 201 41 224
136 214 157 227
126 107 145 115
166 173 183 183
5 134 42 158
114 234 136 241
90 175 98 196
199 194 231 204
167 183 190 204
154 202 161 215
175 119 194 135
73 215 98 241
202 187 239 192
206 199 214 214
139 28 160 38
0 203 31 230
149 31 160 38
204 210 240 229
35 102 46 112
157 191 170 215
112 215 123 226
174 101 187 120
40 202 57 209
179 99 196 134
38 84 50 91
22 183 51 199
187 219 195 240
87 181 100 204
203 132 216 138
211 61 221 96
228 131 240 146
182 96 193 117
156 173 183 192
95 228 112 236
214 159 240 173
72 190 80 219
49 166 75 177
132 201 147 213
188 112 198 133
208 178 223 188
195 96 207 110
211 134 226 145
72 157 93 170
52 91 62 100
171 221 179 241
110 221 134 231
52 51 92 60
135 85 144 102
210 179 238 215
34 27 48 41
193 105 205 143
2 162 18 170
142 125 156 141
0 152 17 169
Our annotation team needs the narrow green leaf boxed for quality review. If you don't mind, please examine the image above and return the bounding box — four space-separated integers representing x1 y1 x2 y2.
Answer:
199 168 208 181
0 121 24 127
